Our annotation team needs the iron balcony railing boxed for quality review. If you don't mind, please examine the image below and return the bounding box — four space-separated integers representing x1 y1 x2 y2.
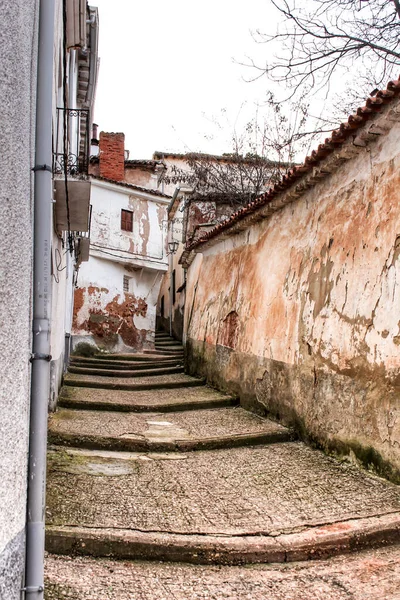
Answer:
53 107 90 176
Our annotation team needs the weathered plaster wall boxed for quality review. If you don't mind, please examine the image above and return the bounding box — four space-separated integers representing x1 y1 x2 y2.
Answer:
72 180 167 352
157 242 186 339
73 256 162 352
89 180 167 262
0 0 38 596
124 167 158 189
185 119 400 481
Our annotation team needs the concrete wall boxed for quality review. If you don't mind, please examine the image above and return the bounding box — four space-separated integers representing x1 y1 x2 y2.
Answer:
0 1 38 596
185 110 400 482
72 180 168 351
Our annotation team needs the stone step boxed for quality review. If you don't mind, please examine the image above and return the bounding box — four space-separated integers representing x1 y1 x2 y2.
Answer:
155 334 176 340
46 442 400 565
94 353 180 362
155 341 184 348
63 372 205 391
153 349 184 355
143 349 184 356
45 545 400 600
58 385 240 413
67 365 185 378
48 407 295 452
70 357 183 370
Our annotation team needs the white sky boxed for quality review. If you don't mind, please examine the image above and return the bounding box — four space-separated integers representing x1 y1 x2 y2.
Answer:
91 0 280 159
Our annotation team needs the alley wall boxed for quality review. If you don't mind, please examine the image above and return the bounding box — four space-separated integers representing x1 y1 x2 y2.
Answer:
0 1 37 596
185 106 400 481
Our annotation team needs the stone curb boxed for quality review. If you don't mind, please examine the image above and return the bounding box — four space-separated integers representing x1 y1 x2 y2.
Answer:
45 512 400 566
47 429 296 453
68 366 185 378
63 378 205 391
58 394 240 413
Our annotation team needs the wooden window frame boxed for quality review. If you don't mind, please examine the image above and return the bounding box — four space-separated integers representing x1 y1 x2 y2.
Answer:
121 209 133 232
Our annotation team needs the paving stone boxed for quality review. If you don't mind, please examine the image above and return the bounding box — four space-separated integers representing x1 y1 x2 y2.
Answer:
48 407 293 451
44 544 400 600
58 385 238 412
46 442 400 536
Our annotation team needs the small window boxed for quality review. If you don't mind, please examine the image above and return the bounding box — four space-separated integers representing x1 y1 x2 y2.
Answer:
121 209 133 231
123 275 130 293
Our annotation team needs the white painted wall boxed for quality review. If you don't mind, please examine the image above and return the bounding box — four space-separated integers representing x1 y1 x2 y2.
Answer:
0 0 37 596
89 179 168 268
72 180 168 351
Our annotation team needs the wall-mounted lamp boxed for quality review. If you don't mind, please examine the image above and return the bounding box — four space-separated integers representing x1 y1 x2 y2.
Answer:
167 240 179 255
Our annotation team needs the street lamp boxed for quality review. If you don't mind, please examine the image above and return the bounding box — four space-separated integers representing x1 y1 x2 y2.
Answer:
167 240 179 255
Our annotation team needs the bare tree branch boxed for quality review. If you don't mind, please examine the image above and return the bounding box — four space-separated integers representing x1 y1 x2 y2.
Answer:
249 0 399 103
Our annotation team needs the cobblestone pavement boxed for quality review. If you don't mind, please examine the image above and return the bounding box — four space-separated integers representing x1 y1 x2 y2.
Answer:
47 351 400 597
45 545 400 600
48 407 288 442
47 442 400 535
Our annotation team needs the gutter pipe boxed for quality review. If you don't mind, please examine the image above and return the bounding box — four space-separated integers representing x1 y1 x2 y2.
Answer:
24 0 55 597
168 187 180 337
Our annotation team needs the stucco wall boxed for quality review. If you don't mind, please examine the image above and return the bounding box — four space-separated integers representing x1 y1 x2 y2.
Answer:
72 181 167 351
89 180 167 262
0 0 38 596
185 116 400 482
73 256 163 351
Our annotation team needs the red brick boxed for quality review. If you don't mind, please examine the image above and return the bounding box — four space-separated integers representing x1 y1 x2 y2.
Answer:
99 132 125 182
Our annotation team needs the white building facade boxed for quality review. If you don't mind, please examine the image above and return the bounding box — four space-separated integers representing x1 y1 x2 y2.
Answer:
72 133 170 352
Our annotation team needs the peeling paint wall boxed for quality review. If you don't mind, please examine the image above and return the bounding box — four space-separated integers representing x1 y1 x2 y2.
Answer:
185 118 400 480
73 180 167 352
124 166 159 189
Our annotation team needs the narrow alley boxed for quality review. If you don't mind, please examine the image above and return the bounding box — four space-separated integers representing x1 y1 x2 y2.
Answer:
44 332 400 599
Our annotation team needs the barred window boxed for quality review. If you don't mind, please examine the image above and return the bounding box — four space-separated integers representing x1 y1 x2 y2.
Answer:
123 275 130 293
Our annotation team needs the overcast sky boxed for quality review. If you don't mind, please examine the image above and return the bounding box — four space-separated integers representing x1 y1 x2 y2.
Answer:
91 0 279 159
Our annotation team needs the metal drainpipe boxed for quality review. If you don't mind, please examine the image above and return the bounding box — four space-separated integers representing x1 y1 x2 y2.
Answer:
169 234 173 338
24 0 55 598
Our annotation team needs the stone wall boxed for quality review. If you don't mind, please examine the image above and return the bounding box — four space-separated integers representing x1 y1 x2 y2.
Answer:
185 105 400 482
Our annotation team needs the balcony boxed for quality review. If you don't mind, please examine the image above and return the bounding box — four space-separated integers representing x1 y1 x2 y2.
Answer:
53 107 90 176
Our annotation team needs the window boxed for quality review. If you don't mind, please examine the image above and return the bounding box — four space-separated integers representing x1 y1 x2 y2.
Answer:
121 209 133 231
123 275 130 293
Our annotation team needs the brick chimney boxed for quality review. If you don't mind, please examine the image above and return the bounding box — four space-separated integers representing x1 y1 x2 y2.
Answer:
99 132 125 182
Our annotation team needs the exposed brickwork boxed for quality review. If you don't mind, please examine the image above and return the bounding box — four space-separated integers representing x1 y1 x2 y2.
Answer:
99 132 125 182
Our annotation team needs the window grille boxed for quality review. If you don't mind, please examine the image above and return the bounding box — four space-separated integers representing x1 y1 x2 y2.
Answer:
123 275 130 293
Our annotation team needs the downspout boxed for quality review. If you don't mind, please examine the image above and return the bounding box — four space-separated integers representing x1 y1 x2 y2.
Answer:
168 187 180 338
24 0 55 598
169 246 173 338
